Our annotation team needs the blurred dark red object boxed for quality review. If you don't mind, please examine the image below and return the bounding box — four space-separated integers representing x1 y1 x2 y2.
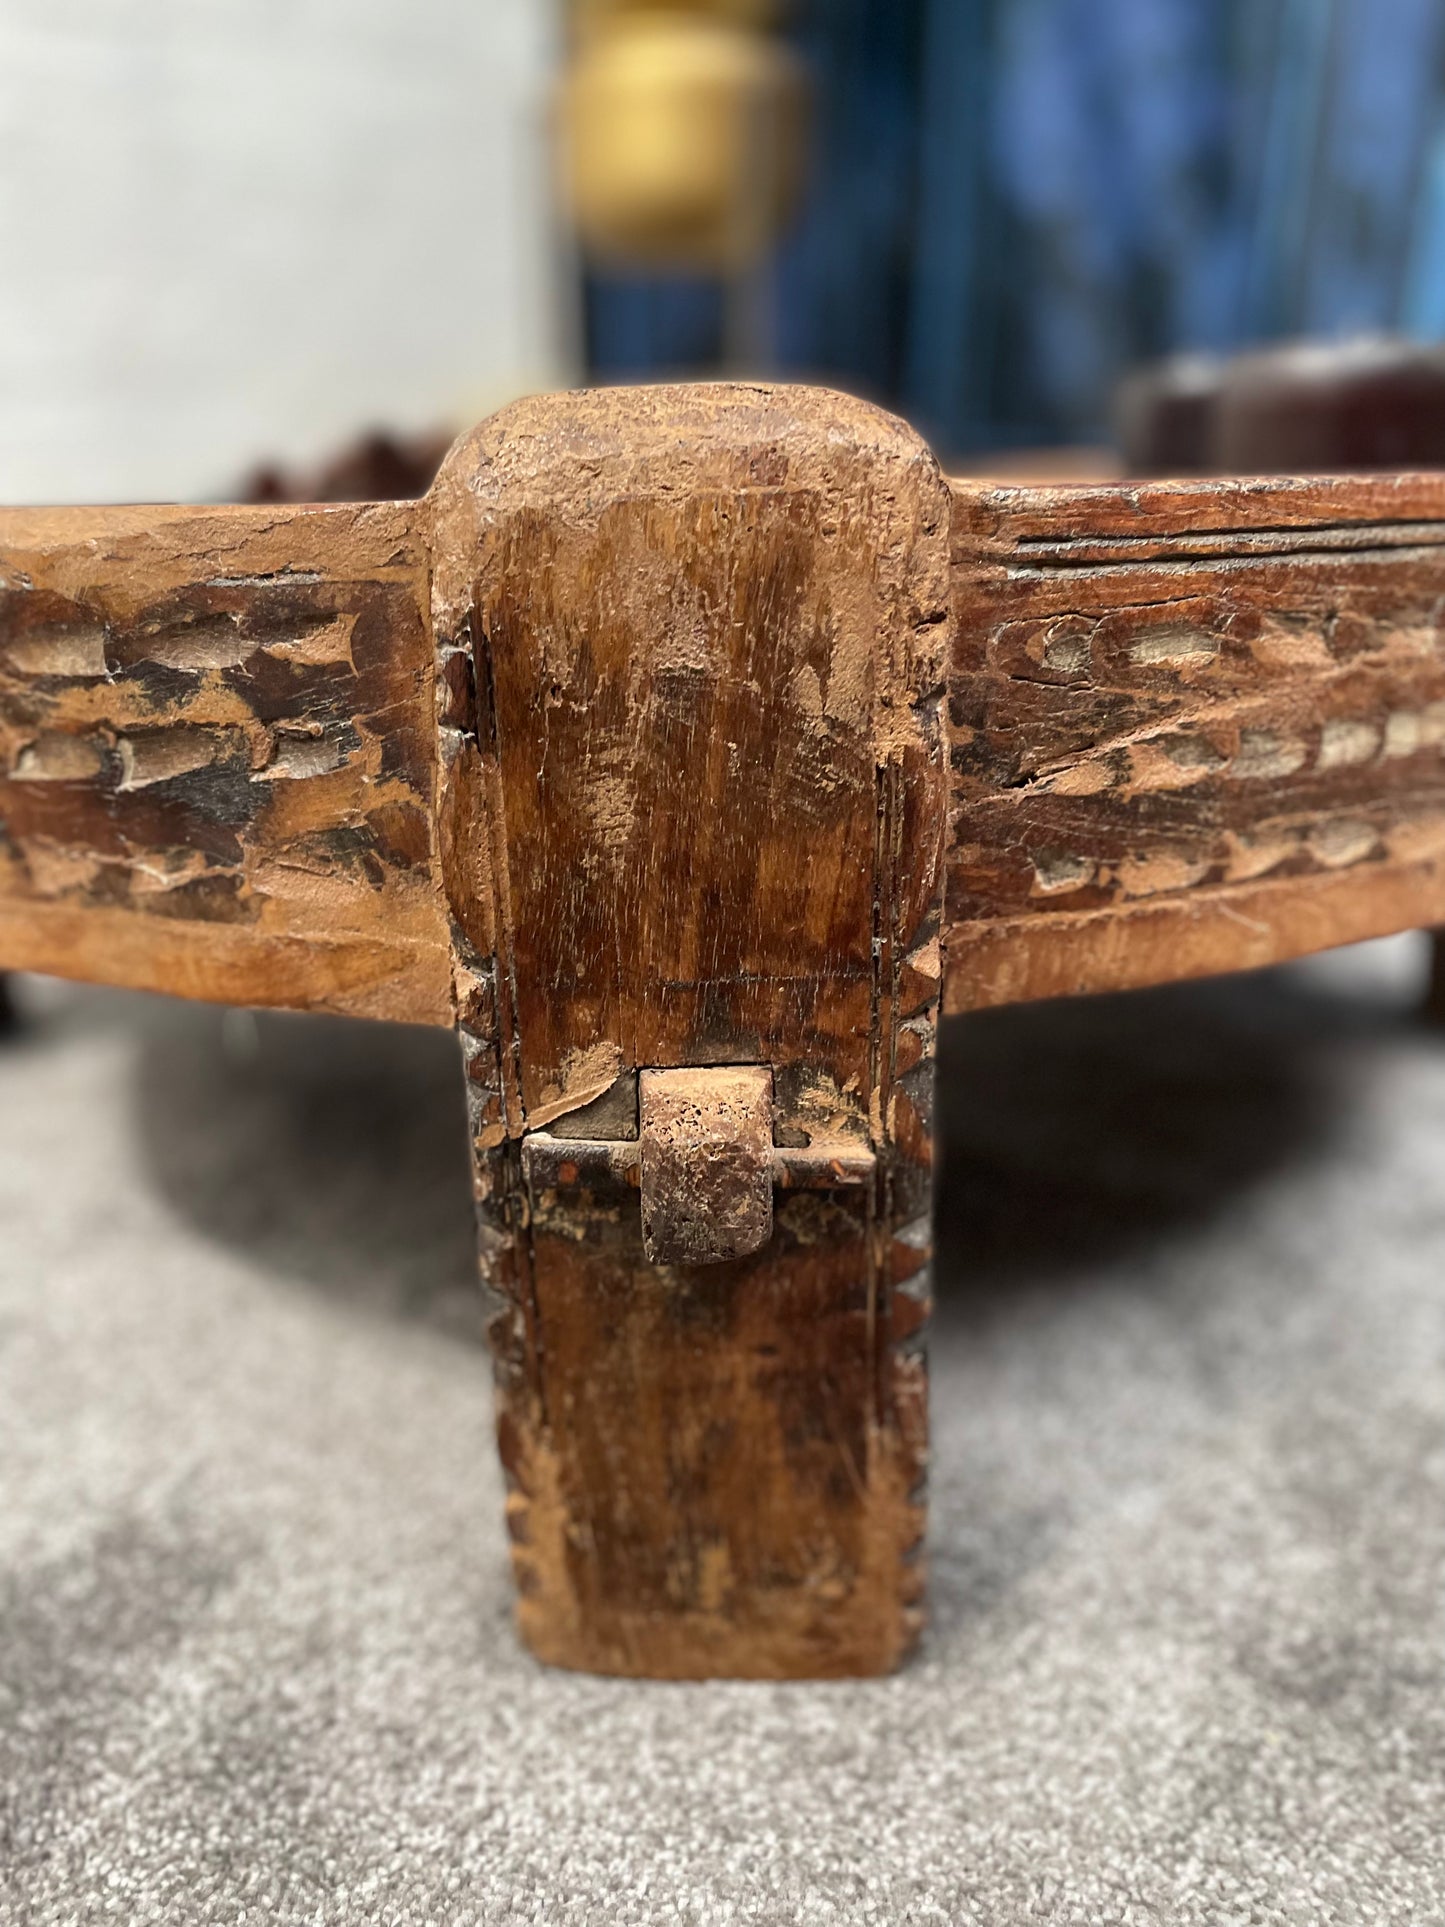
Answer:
241 428 454 504
1116 337 1445 476
1113 352 1224 477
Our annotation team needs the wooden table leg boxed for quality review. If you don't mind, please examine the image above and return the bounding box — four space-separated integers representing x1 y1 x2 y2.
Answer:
14 388 1445 1681
431 385 949 1678
1426 931 1445 1023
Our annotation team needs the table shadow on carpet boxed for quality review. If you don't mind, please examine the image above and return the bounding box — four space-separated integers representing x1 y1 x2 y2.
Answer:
113 938 1430 1340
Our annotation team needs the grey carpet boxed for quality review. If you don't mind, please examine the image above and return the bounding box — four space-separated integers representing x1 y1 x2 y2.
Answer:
3 938 1444 1925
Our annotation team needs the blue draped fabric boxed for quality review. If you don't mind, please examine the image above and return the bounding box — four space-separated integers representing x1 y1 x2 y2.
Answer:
584 0 1445 456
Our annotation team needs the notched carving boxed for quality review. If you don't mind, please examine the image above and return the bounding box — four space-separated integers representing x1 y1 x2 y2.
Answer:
117 726 232 791
252 725 358 782
0 501 448 1022
1128 623 1220 666
12 733 106 782
949 475 1445 1012
5 624 110 680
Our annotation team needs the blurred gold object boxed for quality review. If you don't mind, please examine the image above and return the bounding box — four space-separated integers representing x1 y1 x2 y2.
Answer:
573 0 782 36
560 10 805 273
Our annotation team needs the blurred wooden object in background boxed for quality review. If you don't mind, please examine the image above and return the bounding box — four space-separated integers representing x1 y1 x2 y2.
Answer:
241 429 454 506
1116 334 1445 1021
1114 353 1225 478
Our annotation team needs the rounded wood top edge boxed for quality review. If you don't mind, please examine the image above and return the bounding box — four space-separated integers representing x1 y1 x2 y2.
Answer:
428 380 943 519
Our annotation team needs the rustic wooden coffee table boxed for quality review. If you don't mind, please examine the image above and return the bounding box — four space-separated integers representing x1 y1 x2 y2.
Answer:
4 384 1441 1679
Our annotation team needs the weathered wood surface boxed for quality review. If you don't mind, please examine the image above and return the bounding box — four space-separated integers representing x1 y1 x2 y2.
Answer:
9 429 1445 1037
10 389 1445 1682
431 385 946 1677
946 472 1445 1010
0 502 450 1022
637 1066 777 1266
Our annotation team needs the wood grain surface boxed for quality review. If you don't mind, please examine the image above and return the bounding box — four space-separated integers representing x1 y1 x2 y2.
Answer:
0 501 450 1022
946 471 1445 1009
8 390 1445 1682
431 384 946 1677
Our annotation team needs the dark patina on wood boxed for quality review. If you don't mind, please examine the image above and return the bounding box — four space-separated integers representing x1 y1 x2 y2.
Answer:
0 502 449 1022
431 384 948 1678
8 388 1445 1682
946 472 1445 1008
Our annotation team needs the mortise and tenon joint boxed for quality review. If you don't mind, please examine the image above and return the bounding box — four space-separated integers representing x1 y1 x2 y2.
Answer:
521 1065 878 1267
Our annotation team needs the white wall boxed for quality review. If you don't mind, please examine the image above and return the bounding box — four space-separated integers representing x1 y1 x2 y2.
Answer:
0 0 566 502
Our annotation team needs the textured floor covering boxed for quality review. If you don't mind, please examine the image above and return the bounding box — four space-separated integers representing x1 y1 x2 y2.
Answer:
3 938 1445 1925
